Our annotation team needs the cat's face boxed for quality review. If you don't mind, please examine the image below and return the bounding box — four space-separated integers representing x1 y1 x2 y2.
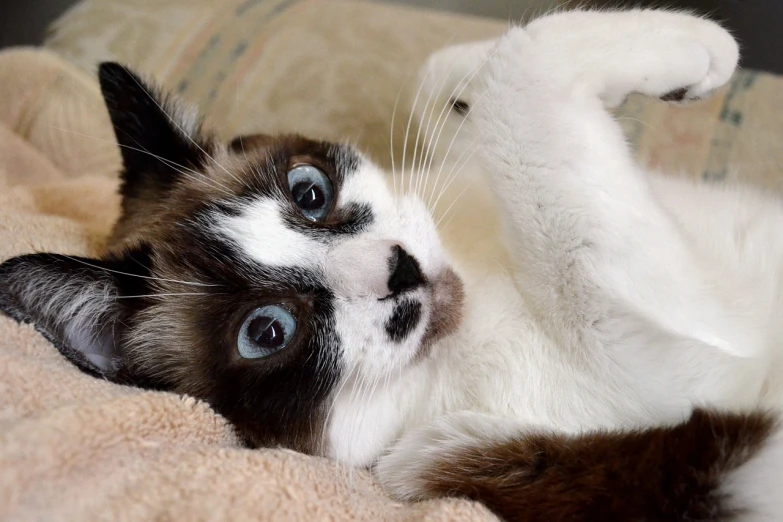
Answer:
0 63 463 464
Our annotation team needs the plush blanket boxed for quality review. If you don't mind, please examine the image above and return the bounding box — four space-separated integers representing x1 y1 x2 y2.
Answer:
0 47 498 521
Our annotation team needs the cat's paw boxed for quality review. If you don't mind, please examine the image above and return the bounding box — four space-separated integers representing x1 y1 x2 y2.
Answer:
501 10 740 106
375 411 527 501
649 13 739 101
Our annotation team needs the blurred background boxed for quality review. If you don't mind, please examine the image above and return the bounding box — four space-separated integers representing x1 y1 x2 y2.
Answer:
1 0 781 74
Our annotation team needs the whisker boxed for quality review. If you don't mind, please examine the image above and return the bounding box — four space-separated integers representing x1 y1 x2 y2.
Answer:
49 126 235 196
431 140 480 213
61 255 222 287
435 186 468 230
115 292 218 299
389 74 409 198
401 64 434 199
424 68 493 209
426 90 487 210
127 136 237 196
413 52 459 199
418 42 496 201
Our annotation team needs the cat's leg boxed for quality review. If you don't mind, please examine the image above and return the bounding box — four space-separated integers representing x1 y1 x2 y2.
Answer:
472 11 767 398
376 410 783 519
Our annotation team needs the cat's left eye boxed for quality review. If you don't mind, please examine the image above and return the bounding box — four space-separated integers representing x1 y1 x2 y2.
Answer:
287 165 334 222
237 305 297 359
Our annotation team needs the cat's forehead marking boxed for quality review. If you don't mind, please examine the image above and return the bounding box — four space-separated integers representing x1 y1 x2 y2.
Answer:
213 197 327 269
337 161 391 209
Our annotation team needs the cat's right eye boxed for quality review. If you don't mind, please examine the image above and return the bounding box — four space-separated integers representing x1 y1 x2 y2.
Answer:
287 165 334 222
238 305 297 359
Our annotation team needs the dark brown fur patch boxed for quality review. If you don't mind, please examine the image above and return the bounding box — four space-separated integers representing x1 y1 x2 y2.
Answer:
419 409 775 521
661 87 690 102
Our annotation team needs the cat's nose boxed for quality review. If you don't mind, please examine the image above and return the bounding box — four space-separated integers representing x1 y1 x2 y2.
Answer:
387 245 424 296
327 239 405 298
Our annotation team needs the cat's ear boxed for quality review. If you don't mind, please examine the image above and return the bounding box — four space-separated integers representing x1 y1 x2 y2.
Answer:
98 62 211 202
0 249 151 382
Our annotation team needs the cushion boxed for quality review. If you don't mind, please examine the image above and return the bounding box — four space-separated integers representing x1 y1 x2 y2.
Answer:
45 0 783 188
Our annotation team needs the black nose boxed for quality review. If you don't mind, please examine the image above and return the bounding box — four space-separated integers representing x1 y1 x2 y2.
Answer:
387 245 424 296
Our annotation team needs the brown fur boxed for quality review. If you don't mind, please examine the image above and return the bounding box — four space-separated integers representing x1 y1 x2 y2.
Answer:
107 133 358 454
418 409 775 521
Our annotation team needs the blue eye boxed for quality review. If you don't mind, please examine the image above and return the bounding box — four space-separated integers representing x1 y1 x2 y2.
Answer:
287 165 333 222
238 305 297 359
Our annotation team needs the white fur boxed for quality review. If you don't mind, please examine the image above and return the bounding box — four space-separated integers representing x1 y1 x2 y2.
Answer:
376 411 533 500
215 198 327 269
301 12 783 516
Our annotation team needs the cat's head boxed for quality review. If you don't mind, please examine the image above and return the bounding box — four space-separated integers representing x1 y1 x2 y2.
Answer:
0 63 463 465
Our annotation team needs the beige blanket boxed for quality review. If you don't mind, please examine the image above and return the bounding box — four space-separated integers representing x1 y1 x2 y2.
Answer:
0 48 498 521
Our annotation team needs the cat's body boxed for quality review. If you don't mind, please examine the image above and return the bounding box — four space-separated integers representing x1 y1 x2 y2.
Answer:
342 9 783 467
1 8 782 520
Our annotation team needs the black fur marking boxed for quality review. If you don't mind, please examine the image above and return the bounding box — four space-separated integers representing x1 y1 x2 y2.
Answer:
98 62 210 204
387 246 424 296
283 202 374 238
661 87 690 102
158 224 342 451
230 138 373 237
450 98 470 116
1 64 366 456
385 298 422 342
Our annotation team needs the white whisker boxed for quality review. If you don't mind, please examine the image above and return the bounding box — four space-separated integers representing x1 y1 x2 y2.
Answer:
424 72 493 209
61 255 221 287
115 292 216 299
431 140 480 213
49 126 235 197
419 44 498 203
435 186 468 230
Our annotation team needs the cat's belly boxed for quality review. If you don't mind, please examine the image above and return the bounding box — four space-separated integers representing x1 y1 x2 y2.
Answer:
396 167 782 450
406 264 775 444
405 269 686 435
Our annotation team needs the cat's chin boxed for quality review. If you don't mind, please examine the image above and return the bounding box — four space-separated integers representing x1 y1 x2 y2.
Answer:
419 267 465 355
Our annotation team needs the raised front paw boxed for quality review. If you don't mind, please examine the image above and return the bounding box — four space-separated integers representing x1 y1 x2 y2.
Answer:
375 411 528 501
508 9 740 106
642 11 739 101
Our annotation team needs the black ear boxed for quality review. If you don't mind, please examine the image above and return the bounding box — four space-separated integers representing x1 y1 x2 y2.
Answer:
0 250 151 381
98 62 210 202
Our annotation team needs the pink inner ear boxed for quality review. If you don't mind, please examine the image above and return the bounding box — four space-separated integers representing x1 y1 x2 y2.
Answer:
63 316 118 373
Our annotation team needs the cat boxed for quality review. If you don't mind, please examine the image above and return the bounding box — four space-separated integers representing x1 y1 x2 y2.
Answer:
1 8 782 520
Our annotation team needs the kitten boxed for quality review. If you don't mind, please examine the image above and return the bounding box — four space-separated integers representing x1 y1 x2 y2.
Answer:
2 8 782 520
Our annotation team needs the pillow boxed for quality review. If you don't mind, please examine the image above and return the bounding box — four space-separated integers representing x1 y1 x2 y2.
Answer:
45 0 783 190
